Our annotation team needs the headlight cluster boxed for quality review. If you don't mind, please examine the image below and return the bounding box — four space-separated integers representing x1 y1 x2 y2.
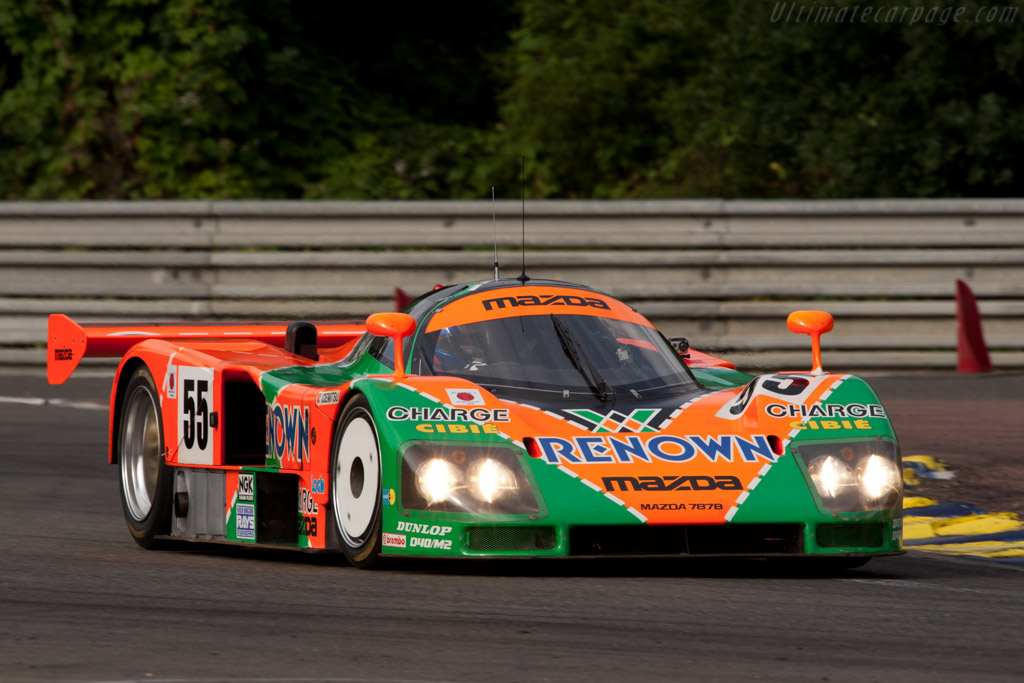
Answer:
402 443 540 514
796 440 901 512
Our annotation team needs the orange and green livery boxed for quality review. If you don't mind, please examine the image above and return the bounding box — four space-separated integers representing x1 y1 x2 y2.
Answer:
49 279 903 569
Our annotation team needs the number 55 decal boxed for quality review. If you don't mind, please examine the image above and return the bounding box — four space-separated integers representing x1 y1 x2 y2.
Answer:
178 366 214 464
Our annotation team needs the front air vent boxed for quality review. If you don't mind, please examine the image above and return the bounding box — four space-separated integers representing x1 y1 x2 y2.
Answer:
569 524 804 556
816 523 885 548
466 526 557 552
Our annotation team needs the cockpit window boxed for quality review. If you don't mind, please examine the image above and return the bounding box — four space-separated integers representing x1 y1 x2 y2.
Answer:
414 313 698 400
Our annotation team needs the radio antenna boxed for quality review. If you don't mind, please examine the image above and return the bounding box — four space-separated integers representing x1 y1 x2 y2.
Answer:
491 186 499 280
517 155 530 284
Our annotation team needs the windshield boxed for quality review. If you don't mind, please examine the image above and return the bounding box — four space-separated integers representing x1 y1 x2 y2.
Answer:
413 314 699 400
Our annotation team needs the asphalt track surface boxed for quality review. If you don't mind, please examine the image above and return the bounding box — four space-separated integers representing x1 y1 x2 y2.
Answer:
1 372 1022 683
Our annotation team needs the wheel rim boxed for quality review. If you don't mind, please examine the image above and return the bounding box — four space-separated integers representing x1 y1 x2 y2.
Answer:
121 386 162 521
333 413 380 544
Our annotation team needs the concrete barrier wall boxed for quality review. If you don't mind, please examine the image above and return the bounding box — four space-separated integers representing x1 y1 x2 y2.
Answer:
2 199 1022 373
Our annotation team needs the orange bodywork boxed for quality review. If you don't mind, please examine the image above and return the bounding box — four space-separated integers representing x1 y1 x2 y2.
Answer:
47 313 366 384
379 370 849 526
47 314 366 471
786 310 835 374
425 285 649 332
43 278 902 558
518 373 843 525
365 312 417 380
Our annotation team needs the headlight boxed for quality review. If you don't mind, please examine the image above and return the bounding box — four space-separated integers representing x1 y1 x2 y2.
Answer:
467 458 518 503
402 443 540 514
808 455 856 499
416 458 464 505
795 440 901 512
856 454 901 503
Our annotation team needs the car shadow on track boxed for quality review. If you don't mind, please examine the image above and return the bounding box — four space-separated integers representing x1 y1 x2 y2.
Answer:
156 540 893 579
392 556 890 580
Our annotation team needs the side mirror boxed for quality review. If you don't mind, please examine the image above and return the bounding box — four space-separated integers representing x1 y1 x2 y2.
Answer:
365 312 417 380
786 310 834 374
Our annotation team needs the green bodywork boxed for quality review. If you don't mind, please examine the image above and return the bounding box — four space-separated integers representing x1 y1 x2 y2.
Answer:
221 348 902 558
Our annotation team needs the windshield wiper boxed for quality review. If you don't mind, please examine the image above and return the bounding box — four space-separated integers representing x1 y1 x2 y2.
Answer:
629 380 698 399
550 315 614 403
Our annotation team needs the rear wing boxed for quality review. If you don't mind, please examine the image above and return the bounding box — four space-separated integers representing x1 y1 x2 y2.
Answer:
47 313 366 384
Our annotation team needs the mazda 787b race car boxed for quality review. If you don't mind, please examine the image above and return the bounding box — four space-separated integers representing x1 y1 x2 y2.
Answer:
48 279 903 569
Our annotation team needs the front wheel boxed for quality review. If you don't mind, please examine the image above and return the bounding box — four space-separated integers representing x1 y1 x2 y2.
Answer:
118 365 172 548
331 395 383 569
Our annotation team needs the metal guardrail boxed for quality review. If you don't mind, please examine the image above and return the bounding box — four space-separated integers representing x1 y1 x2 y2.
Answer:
1 199 1022 373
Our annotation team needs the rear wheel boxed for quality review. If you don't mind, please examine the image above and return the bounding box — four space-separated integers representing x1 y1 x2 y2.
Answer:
118 365 172 548
331 395 383 569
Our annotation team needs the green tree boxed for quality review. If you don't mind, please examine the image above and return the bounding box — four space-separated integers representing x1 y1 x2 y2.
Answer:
497 0 723 197
498 0 1024 198
665 0 1024 197
0 0 514 199
295 2 516 199
0 0 314 198
3 0 1024 199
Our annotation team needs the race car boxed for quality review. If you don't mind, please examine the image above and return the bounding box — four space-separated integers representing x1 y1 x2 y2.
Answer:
48 279 903 568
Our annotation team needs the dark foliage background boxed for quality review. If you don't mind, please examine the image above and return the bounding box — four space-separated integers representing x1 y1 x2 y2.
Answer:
1 0 1021 199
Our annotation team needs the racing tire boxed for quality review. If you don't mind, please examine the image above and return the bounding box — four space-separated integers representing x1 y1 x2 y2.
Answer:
118 365 173 549
330 395 384 569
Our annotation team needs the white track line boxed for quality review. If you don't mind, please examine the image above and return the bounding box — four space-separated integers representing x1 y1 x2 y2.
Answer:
843 578 1024 597
0 395 107 411
97 678 469 683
